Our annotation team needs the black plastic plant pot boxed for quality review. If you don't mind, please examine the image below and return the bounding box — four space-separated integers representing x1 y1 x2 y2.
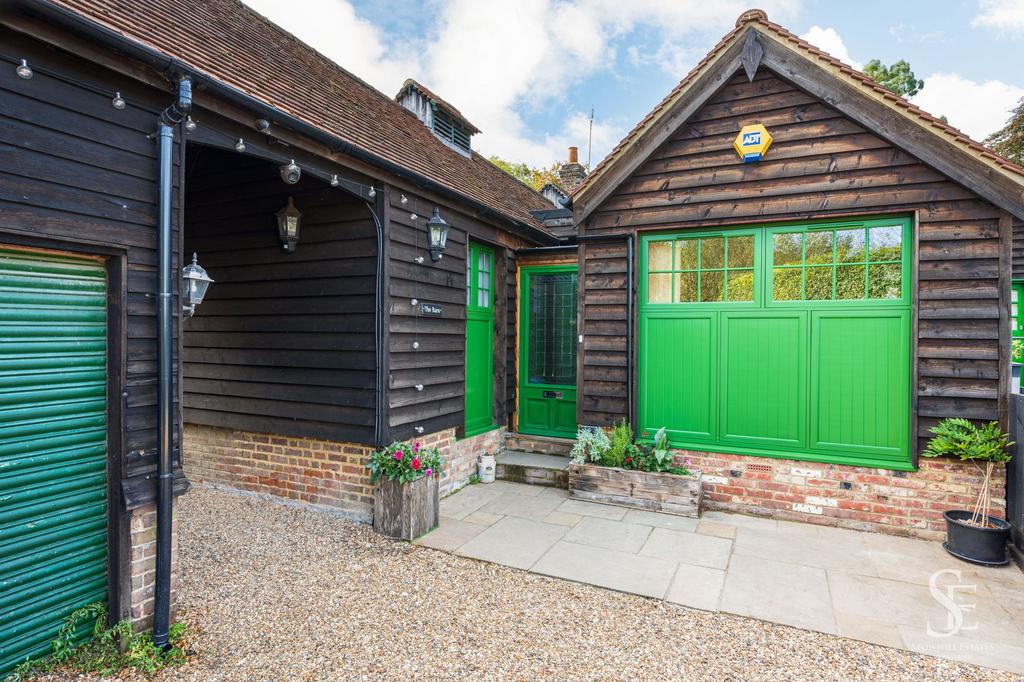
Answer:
942 510 1011 566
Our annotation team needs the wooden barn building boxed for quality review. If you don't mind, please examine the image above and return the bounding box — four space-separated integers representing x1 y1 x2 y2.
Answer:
568 9 1024 538
0 0 556 672
4 0 1024 674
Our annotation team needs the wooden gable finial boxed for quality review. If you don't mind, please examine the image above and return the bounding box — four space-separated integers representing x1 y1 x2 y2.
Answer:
740 30 764 82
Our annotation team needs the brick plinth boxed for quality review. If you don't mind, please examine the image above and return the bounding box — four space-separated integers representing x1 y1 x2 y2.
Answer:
128 504 177 630
183 424 506 520
683 450 1006 540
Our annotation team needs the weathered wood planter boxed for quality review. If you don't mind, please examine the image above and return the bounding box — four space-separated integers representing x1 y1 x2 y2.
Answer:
372 474 439 540
568 463 702 518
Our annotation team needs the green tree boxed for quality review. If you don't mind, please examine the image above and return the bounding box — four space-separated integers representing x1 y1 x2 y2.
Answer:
984 97 1024 165
863 59 924 97
488 156 561 191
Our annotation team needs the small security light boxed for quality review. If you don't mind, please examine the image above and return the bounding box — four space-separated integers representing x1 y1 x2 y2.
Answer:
367 186 376 199
426 207 449 262
16 59 32 79
182 253 214 317
276 196 302 253
112 92 126 110
184 116 197 132
235 138 246 153
280 159 301 184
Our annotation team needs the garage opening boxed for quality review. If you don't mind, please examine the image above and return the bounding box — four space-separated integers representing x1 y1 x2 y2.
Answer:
638 215 912 469
0 247 110 671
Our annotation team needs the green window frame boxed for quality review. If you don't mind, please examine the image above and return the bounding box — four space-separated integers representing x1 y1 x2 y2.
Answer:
646 230 760 304
639 215 913 470
1013 281 1024 362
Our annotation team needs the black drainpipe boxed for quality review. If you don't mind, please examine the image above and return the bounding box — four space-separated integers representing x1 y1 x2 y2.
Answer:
576 232 635 425
153 76 192 650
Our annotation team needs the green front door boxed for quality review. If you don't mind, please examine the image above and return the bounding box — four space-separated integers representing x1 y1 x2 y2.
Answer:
0 247 109 675
638 217 912 469
465 242 495 436
518 265 578 438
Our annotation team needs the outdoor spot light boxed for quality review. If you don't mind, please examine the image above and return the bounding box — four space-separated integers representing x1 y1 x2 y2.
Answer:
112 92 126 110
184 116 197 132
367 186 376 199
426 207 448 262
331 174 339 187
276 196 302 253
401 194 408 204
182 252 214 318
280 159 301 184
235 138 246 153
16 59 32 79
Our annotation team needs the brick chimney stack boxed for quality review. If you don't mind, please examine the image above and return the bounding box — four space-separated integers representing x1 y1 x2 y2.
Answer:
558 146 587 192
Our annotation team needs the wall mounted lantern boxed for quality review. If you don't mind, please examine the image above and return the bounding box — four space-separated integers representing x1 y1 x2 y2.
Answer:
426 207 448 262
276 196 302 253
182 252 214 317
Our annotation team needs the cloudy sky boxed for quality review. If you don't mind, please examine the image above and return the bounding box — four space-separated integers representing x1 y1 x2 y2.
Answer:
243 0 1024 169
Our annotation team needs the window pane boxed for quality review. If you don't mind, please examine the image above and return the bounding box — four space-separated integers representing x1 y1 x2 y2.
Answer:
648 273 672 302
700 270 724 302
676 239 699 270
773 267 802 300
478 270 489 292
805 265 832 300
868 226 902 262
727 269 754 302
836 264 866 299
805 230 833 265
727 235 754 268
466 258 471 305
773 232 803 266
700 237 724 269
478 288 489 308
836 229 865 263
648 241 672 270
868 263 901 299
478 252 490 273
676 271 698 302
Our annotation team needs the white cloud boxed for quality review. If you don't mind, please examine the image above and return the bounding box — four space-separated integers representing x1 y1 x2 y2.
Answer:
911 73 1024 140
971 0 1024 36
243 0 802 168
799 26 862 70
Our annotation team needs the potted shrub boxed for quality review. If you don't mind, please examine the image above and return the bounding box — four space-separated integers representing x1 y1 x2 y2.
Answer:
921 418 1013 566
568 422 702 517
367 441 442 540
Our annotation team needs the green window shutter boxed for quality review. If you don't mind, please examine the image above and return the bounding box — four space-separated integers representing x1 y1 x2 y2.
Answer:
638 217 913 470
0 248 109 676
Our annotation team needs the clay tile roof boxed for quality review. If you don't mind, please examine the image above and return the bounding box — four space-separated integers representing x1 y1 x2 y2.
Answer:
395 78 481 135
46 0 551 235
575 8 1024 198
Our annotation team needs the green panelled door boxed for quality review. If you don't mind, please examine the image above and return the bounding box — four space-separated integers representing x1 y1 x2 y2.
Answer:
465 242 496 436
638 217 912 469
0 248 109 675
518 266 578 438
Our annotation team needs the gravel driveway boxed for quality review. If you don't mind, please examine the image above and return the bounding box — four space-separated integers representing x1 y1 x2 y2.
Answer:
82 487 1023 680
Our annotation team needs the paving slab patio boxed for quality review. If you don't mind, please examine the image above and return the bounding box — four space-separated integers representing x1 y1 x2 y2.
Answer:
415 480 1024 674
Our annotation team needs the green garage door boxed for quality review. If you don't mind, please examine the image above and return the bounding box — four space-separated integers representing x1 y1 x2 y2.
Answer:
639 217 912 469
0 247 109 675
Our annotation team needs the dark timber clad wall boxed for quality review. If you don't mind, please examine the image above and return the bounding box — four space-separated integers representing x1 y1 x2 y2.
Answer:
1014 218 1024 279
580 68 1010 454
0 29 181 492
182 147 377 443
386 191 519 442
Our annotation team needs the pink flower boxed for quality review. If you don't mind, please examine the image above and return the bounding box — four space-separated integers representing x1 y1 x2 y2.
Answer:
413 441 421 453
411 457 422 471
394 450 403 461
425 468 433 477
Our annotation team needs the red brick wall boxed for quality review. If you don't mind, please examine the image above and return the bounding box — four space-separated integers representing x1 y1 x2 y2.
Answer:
128 504 178 629
683 450 1006 540
183 424 504 520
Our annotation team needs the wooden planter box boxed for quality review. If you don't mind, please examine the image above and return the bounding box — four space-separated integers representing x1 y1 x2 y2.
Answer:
568 463 702 518
372 474 439 540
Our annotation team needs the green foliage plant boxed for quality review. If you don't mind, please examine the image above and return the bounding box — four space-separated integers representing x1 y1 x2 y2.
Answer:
921 418 1013 527
863 58 924 97
985 97 1024 166
570 425 611 464
367 440 443 485
6 603 190 681
603 419 633 468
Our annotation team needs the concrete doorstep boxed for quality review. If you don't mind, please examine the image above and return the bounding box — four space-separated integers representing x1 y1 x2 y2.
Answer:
416 480 1024 675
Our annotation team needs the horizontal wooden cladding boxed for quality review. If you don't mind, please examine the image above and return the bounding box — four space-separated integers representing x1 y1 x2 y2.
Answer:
183 147 377 444
1014 218 1024 280
579 68 1006 435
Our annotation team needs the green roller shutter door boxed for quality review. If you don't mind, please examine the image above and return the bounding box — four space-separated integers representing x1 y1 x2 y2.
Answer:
638 217 912 470
0 247 109 675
